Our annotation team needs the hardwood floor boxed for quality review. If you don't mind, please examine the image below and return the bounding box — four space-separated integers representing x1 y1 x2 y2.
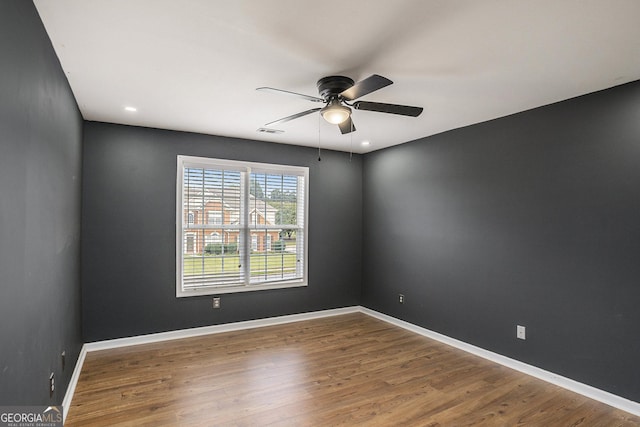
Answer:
66 313 639 426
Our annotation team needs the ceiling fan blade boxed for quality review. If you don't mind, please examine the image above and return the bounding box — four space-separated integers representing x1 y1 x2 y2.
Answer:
340 74 393 101
256 87 325 103
264 108 321 127
353 101 423 117
338 117 356 134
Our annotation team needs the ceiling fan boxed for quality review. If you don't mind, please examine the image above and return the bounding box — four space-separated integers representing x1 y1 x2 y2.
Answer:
257 74 423 134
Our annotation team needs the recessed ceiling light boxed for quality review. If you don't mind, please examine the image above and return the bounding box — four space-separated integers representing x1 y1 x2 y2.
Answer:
361 140 371 146
124 106 137 112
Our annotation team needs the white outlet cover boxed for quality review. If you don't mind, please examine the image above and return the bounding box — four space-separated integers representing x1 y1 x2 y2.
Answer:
517 325 526 340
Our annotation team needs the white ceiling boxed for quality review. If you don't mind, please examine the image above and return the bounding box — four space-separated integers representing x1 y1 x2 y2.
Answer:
34 0 640 153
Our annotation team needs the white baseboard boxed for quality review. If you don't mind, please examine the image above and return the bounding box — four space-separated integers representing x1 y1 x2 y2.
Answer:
360 307 640 417
61 305 640 419
84 306 360 352
61 344 87 424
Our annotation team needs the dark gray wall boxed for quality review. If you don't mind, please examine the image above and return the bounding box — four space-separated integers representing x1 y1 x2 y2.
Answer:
362 81 640 402
81 122 362 341
0 2 83 405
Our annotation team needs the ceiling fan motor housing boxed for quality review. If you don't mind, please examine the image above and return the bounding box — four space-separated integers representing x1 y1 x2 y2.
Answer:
317 76 354 100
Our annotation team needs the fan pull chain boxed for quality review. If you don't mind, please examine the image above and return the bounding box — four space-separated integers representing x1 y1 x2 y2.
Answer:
317 114 322 161
349 119 353 162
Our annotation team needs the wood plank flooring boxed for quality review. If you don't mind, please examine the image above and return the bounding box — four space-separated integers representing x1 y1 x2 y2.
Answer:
65 313 640 426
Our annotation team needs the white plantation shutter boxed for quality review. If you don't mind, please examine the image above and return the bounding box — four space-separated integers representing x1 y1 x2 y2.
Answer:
177 156 308 297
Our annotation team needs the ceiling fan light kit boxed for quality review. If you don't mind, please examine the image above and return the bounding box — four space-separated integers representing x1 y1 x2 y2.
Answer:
321 101 351 124
257 74 423 135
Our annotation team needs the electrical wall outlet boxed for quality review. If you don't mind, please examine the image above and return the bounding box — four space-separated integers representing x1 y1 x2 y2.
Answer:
517 325 526 340
399 294 404 304
49 373 55 397
213 297 221 309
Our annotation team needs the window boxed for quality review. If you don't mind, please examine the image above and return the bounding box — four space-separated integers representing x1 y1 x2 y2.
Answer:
185 233 195 253
207 211 222 225
176 155 308 296
206 232 222 244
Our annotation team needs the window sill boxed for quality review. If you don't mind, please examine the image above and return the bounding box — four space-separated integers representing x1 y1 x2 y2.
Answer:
176 281 307 297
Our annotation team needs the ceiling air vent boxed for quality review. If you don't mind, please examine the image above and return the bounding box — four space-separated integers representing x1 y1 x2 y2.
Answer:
256 127 284 134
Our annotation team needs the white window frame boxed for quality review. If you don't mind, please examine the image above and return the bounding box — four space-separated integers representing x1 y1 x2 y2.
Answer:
176 155 309 297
